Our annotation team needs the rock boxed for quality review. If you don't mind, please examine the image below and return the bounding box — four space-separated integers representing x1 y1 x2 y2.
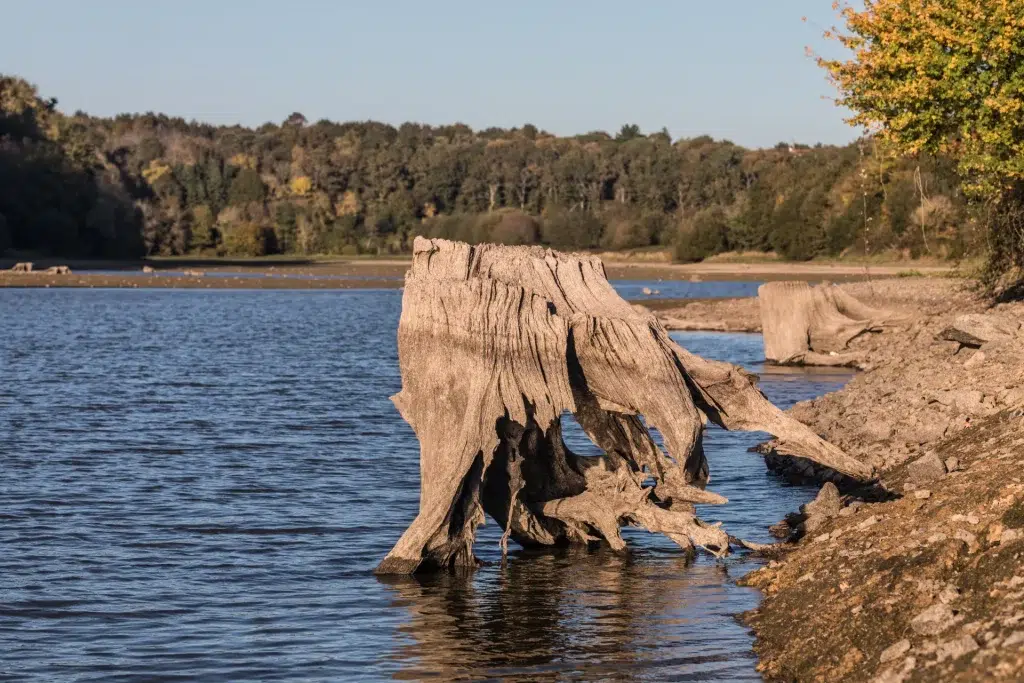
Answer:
10 262 33 273
938 584 960 604
880 639 911 664
951 389 984 415
860 421 894 443
911 603 958 636
901 417 948 445
642 287 653 295
938 314 1018 348
1004 631 1024 647
936 634 979 662
142 265 155 273
872 656 916 683
908 452 947 484
944 457 961 472
44 265 71 275
963 350 986 368
914 489 932 500
803 481 842 518
1002 529 1022 543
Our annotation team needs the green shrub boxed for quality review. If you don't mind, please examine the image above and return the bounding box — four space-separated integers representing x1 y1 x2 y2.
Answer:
674 207 730 262
541 207 604 249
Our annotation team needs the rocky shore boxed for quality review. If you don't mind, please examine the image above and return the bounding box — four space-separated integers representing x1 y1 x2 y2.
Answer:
683 278 1024 681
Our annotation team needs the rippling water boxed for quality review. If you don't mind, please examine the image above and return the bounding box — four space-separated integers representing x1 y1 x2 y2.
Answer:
0 287 851 682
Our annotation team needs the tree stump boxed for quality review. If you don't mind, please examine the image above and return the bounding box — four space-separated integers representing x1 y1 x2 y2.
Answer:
376 239 872 574
758 281 905 366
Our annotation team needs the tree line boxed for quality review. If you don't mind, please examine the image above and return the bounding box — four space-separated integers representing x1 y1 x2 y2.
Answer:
1 74 981 263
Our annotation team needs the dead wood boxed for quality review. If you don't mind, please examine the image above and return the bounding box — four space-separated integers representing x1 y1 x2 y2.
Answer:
376 239 870 574
758 281 907 367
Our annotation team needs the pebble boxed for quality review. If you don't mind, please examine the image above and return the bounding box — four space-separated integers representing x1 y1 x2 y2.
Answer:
936 634 979 662
857 515 880 530
914 490 932 499
911 603 958 636
879 639 911 663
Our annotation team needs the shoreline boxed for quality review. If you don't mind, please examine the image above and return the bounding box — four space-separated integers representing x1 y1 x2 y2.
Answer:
0 258 954 290
690 278 1024 681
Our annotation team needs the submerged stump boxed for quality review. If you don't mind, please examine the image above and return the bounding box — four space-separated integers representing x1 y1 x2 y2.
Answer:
376 239 871 575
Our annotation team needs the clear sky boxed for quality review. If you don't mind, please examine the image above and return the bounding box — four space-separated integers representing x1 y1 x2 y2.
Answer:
2 1 860 148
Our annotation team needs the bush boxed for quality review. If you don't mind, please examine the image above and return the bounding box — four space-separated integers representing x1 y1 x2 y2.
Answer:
600 205 654 250
221 222 274 256
489 210 540 245
541 207 604 249
674 207 730 262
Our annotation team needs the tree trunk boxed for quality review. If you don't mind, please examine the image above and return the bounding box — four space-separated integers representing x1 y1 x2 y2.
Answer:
758 281 907 366
376 240 872 575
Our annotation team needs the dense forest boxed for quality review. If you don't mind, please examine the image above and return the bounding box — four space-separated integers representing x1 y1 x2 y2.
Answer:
1 74 979 262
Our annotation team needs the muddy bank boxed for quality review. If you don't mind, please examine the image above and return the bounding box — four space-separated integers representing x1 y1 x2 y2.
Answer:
0 255 950 289
733 278 1024 681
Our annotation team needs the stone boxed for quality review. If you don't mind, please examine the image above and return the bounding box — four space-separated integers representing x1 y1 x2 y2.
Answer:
936 634 978 662
938 584 960 604
880 639 911 664
963 350 986 369
142 265 155 273
642 287 653 295
1004 631 1024 647
940 314 1018 347
10 262 33 273
908 452 947 484
860 421 894 443
803 481 842 518
914 489 932 499
951 389 984 415
911 603 958 636
944 457 961 472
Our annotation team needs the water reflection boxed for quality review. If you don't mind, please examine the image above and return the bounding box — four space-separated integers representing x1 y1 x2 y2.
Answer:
381 547 762 681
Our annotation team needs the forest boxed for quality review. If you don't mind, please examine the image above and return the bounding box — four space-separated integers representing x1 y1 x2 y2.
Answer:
0 74 979 263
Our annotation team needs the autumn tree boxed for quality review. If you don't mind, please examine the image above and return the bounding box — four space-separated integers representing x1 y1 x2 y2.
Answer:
819 0 1024 275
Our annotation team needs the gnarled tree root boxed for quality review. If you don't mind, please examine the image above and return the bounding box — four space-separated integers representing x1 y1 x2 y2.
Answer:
758 281 909 367
376 239 871 575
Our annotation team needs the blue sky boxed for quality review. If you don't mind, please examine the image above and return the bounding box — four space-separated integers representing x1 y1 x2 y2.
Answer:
2 1 860 148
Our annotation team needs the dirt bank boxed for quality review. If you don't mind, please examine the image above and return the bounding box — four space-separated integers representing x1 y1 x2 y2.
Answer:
0 256 952 289
728 278 1024 681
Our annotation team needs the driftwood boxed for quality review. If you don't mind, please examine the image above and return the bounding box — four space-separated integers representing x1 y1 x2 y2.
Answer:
376 239 871 575
759 281 906 367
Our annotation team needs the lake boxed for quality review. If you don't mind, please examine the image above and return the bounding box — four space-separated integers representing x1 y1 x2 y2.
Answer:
0 286 850 681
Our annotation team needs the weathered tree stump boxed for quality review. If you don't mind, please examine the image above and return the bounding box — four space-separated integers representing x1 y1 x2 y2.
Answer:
376 239 872 574
758 281 906 366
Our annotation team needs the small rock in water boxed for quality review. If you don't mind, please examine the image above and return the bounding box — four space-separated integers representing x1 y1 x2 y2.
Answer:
642 287 653 295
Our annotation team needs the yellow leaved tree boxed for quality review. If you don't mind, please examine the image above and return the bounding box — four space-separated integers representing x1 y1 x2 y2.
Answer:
819 0 1024 276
